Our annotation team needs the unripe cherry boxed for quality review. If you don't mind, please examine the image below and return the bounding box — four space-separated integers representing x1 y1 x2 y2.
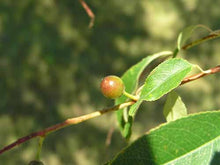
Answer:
100 75 124 99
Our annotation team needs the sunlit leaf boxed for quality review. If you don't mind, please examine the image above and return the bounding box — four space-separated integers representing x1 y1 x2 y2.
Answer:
163 91 187 122
140 58 192 101
121 58 191 140
109 110 220 165
115 51 172 135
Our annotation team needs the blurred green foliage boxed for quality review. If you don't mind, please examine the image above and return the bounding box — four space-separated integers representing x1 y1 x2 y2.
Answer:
0 0 219 164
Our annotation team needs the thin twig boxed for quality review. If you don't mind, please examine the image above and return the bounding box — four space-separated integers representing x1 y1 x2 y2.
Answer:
181 65 220 85
79 0 95 28
0 65 219 155
173 29 220 58
105 126 115 147
182 33 220 50
0 101 134 155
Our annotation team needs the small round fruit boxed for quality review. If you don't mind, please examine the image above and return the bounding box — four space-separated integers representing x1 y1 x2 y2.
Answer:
100 75 124 99
28 160 44 165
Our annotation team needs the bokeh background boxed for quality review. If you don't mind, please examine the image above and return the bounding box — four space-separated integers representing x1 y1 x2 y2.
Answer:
0 0 220 164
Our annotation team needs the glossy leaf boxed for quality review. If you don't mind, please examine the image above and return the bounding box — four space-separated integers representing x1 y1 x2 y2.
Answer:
140 58 192 101
121 58 191 140
163 91 187 122
115 51 172 135
109 110 220 165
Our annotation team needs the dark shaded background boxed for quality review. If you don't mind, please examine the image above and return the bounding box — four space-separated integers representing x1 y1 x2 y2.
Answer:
0 0 219 164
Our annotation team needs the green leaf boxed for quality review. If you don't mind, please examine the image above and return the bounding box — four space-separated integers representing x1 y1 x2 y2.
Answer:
123 100 143 140
109 110 220 165
120 58 191 140
177 25 199 50
177 24 212 50
173 25 212 57
163 91 187 122
115 51 172 135
123 115 133 140
140 58 192 101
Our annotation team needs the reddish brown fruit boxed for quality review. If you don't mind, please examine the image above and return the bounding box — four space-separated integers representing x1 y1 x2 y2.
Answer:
100 75 124 99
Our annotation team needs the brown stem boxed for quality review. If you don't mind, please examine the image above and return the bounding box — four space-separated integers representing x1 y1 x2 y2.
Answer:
105 126 115 147
0 65 219 155
79 0 95 28
182 33 220 50
173 29 220 58
181 65 220 85
0 101 134 155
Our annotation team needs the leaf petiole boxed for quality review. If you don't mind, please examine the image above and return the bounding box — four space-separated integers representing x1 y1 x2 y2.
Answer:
123 91 139 101
36 136 45 161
